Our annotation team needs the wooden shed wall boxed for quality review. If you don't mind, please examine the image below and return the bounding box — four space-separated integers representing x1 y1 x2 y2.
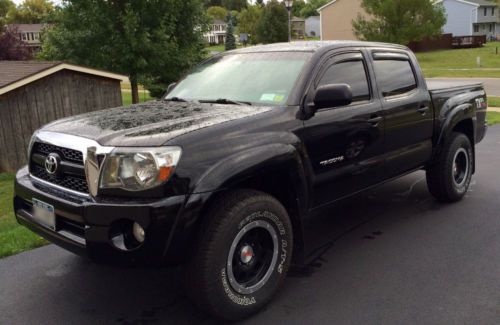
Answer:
0 70 122 172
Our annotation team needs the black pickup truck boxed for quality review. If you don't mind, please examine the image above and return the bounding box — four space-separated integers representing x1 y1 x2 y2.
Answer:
14 41 487 320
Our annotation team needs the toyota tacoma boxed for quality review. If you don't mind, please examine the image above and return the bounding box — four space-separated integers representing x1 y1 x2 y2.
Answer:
14 41 488 320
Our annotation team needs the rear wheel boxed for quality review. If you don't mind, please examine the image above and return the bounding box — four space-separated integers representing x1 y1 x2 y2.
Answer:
426 132 473 202
185 190 293 321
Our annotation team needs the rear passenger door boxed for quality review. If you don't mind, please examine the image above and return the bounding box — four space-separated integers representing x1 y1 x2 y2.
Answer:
370 51 434 178
301 50 385 208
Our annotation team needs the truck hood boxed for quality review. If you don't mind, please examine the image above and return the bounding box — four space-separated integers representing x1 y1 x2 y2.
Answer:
42 100 273 146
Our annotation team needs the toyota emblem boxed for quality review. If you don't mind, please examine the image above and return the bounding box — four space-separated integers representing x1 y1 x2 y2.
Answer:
45 153 59 175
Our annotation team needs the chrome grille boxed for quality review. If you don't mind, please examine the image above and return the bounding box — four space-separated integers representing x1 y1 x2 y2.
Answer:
29 142 88 194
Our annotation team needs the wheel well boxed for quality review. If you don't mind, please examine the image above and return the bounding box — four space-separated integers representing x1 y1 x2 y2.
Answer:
452 118 475 172
452 118 474 146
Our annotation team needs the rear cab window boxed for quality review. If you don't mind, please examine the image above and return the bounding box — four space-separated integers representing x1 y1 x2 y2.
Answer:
372 52 418 98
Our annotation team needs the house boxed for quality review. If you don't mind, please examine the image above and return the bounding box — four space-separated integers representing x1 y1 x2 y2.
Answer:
305 16 321 38
6 24 47 52
204 19 227 45
291 16 306 39
0 61 128 172
317 0 367 41
434 0 499 39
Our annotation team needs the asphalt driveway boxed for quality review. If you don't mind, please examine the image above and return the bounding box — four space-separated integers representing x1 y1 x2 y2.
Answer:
1 127 500 324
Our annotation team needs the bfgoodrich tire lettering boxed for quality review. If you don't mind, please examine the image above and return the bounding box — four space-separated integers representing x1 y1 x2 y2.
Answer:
185 190 293 321
426 132 473 202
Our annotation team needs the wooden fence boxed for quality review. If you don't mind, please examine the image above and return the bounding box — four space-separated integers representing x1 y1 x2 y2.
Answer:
408 34 486 52
452 35 487 48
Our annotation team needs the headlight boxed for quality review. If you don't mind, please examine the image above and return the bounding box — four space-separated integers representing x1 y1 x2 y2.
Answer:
99 147 181 191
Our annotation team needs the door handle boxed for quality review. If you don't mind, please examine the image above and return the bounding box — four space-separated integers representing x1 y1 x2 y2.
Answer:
367 116 383 126
417 106 430 114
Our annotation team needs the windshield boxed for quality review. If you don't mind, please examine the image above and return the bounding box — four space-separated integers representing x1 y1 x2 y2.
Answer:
166 52 311 106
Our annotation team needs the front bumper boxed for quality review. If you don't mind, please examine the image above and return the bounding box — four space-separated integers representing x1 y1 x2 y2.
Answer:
14 167 188 265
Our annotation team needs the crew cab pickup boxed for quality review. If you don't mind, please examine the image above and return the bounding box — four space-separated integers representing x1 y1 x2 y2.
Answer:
14 41 488 320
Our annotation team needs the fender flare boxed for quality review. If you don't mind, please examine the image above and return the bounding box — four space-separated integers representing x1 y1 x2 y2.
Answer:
436 103 475 149
191 143 310 264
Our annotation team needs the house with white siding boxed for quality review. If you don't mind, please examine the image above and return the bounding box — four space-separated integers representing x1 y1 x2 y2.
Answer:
434 0 500 39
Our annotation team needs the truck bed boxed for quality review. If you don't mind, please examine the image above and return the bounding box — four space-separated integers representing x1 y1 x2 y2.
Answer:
426 80 483 93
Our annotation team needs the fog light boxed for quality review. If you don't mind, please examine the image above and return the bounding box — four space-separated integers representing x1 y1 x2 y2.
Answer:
132 222 145 243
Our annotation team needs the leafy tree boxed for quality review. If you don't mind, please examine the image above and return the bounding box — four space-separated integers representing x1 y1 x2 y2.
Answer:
0 0 14 29
300 0 328 18
7 0 55 24
225 15 236 50
40 0 207 103
221 0 247 11
256 0 264 6
353 0 446 45
292 0 306 18
256 0 288 44
0 26 33 60
238 4 262 44
207 6 227 21
204 0 222 7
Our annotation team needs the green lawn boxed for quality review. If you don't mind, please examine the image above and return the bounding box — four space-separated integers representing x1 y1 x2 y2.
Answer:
489 96 500 108
487 111 500 126
417 42 500 78
0 174 47 258
121 90 153 106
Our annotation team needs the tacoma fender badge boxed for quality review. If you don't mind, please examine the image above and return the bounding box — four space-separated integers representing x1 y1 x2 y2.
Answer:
320 156 345 166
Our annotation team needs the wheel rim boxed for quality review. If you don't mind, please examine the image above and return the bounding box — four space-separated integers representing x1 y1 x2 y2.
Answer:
452 148 469 187
227 220 278 295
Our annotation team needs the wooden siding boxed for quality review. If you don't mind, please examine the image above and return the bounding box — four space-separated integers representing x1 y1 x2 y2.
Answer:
0 70 122 172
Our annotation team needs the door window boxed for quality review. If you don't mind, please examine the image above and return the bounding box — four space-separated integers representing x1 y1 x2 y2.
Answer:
317 60 370 103
373 59 417 97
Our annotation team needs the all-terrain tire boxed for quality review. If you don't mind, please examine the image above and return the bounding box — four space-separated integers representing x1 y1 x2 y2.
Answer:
426 132 473 202
184 189 293 321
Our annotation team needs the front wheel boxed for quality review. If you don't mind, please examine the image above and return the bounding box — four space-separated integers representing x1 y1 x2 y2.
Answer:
185 190 293 321
426 132 473 202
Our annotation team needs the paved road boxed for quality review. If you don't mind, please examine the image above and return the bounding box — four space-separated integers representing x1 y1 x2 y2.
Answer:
428 77 500 96
2 127 500 324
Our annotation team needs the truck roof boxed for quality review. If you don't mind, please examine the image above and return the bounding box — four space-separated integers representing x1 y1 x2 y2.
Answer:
231 41 408 54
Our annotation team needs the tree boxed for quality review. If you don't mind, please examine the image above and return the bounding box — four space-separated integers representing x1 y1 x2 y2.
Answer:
207 6 227 20
256 0 288 44
204 0 222 7
0 0 14 29
238 4 262 44
0 27 33 60
40 0 207 103
353 0 446 45
225 15 236 50
300 0 328 18
221 0 247 11
292 0 306 18
7 0 55 24
256 0 264 6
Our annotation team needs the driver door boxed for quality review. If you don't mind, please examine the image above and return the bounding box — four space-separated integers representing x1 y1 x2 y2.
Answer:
300 50 385 208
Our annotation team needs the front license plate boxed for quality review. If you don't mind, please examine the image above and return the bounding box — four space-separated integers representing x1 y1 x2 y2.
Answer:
32 198 55 230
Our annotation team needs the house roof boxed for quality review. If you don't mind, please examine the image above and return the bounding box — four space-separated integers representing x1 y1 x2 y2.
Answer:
317 0 338 12
0 61 128 95
467 0 497 6
291 16 305 22
212 19 227 25
433 0 492 7
6 24 47 33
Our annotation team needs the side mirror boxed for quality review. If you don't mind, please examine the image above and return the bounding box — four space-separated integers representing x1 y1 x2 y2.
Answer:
166 82 177 94
313 83 353 110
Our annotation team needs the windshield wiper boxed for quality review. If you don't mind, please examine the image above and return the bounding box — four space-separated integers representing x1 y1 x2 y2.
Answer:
199 98 252 106
164 96 188 102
